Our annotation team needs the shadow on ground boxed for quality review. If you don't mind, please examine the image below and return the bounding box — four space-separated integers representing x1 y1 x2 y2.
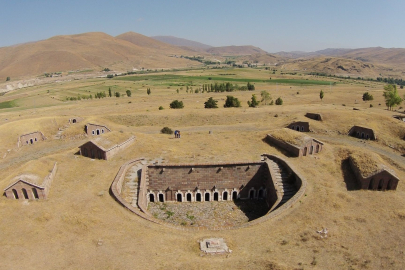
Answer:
341 158 359 191
233 199 270 221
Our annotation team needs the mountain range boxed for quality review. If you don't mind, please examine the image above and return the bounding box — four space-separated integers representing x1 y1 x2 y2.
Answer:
0 31 404 80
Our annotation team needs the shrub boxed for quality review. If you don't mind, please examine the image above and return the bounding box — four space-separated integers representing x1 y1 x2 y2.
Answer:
106 74 114 78
159 106 164 110
170 100 184 109
224 95 241 108
370 104 373 108
147 88 151 95
275 97 283 105
161 127 173 134
204 97 218 108
362 92 374 101
6 77 10 81
126 90 132 97
115 92 120 97
247 94 260 107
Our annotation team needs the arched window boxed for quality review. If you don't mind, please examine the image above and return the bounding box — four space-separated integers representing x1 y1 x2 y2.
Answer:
176 193 182 202
12 189 19 199
378 179 384 190
101 129 104 134
30 139 33 144
158 193 164 202
196 193 202 202
361 132 365 139
92 130 95 135
301 126 304 132
149 193 155 203
291 126 295 130
35 138 37 141
204 192 210 202
303 147 308 156
316 144 320 153
296 126 300 131
186 193 192 202
310 146 314 155
223 191 228 201
72 119 77 123
32 188 39 199
22 188 29 199
213 192 219 201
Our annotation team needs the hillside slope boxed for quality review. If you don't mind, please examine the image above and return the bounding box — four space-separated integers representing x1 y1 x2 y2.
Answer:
206 45 268 55
150 35 212 50
0 32 199 79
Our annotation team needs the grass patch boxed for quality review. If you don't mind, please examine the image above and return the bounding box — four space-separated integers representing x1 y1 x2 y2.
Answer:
0 100 17 109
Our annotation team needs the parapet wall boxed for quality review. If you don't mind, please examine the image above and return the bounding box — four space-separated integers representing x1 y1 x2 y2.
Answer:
105 136 136 160
266 135 301 157
42 162 58 198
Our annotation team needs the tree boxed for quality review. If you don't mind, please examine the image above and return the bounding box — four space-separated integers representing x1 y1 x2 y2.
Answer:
247 82 255 90
115 92 121 97
147 88 151 95
247 94 260 107
260 90 272 105
320 90 324 101
6 77 10 81
108 87 112 97
224 96 241 108
275 97 283 105
170 100 184 109
383 84 402 110
362 92 373 101
204 97 218 108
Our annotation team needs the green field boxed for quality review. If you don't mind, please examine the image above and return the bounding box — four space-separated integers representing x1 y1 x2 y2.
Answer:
114 74 332 85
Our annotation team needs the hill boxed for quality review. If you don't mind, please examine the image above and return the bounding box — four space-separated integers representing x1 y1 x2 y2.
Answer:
206 45 268 55
150 35 212 50
0 32 200 80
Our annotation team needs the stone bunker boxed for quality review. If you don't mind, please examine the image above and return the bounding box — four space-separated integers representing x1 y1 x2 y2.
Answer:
348 126 376 140
18 131 46 147
85 123 111 136
266 128 323 157
287 121 310 132
110 155 307 229
305 113 323 121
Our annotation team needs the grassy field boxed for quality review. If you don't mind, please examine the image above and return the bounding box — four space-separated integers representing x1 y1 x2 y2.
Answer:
0 68 404 269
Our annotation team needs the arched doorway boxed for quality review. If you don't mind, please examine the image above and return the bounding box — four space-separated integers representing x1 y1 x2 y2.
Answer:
310 146 314 155
213 192 219 201
196 193 202 202
176 193 182 202
316 144 320 153
249 189 255 199
12 189 19 199
96 129 100 135
32 188 39 199
378 179 384 190
72 119 77 123
158 193 164 202
303 147 308 156
368 179 374 190
223 191 228 201
30 139 33 144
361 132 365 139
204 192 210 202
232 191 238 200
258 189 264 199
22 188 29 199
186 193 192 202
149 193 155 202
296 126 300 131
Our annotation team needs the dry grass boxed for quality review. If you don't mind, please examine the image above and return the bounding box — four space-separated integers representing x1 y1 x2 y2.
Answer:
349 150 396 178
91 131 134 149
0 68 404 269
269 128 312 146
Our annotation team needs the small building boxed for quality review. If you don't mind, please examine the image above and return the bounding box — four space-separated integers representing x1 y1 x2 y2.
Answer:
349 151 399 190
305 113 323 121
287 121 309 132
69 117 83 124
4 162 57 200
393 115 405 122
79 132 135 160
18 131 46 147
348 126 376 140
85 123 111 136
266 128 324 157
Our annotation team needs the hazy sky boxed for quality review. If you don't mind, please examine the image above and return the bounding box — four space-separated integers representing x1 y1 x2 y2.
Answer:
1 0 404 52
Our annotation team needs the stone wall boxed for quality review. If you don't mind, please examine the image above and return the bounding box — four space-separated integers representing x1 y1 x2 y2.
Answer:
147 162 269 202
18 131 46 147
266 135 323 157
105 136 135 160
42 162 58 197
348 157 399 190
266 135 301 157
305 113 323 121
80 142 106 159
85 123 110 136
287 122 310 132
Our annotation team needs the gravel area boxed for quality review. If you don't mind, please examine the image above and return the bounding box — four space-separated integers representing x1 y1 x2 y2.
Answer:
148 200 269 229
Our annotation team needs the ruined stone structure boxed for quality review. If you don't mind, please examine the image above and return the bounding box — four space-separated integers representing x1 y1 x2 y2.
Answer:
18 131 46 147
266 129 324 157
110 155 307 230
79 134 135 160
287 121 310 132
85 123 111 136
4 162 57 200
349 154 399 191
69 117 83 124
348 126 376 140
305 113 323 121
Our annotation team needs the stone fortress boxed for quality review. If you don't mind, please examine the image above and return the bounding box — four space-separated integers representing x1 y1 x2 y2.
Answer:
4 113 401 230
